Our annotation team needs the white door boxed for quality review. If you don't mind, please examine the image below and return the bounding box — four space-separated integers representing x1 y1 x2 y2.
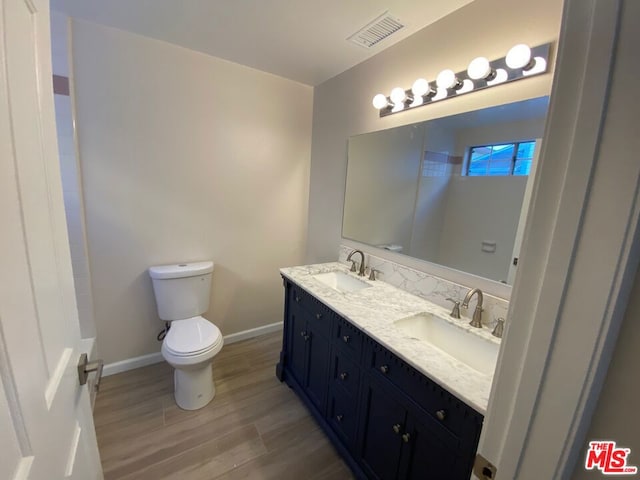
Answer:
506 138 542 285
0 0 103 479
477 0 640 478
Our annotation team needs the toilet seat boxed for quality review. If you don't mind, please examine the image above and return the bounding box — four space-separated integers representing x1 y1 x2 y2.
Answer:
164 316 222 357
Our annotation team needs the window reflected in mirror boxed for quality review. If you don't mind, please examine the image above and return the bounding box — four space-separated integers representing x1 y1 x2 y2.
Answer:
343 96 549 285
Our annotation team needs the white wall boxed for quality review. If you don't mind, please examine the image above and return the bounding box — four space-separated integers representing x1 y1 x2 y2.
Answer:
453 117 546 157
51 12 97 340
306 0 563 287
71 20 313 364
571 263 640 479
438 176 527 282
408 122 456 260
343 123 423 250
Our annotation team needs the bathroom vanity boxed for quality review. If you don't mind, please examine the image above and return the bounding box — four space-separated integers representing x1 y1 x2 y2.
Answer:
276 262 499 480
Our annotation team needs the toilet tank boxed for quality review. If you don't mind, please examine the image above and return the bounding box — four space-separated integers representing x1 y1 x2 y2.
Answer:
148 261 214 321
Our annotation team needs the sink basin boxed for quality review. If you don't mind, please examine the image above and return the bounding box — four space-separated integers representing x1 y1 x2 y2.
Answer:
394 312 498 375
312 271 372 293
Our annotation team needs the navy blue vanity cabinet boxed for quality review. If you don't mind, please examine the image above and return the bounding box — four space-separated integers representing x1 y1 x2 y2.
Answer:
280 282 332 415
363 339 483 479
327 317 365 451
277 277 483 480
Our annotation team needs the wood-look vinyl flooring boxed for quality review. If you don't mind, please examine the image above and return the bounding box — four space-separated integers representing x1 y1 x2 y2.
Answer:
93 331 354 480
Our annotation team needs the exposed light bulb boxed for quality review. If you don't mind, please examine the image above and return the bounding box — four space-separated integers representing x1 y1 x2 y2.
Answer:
506 44 533 70
436 69 460 90
372 93 389 110
487 68 508 86
391 102 405 113
411 78 432 97
467 57 494 80
390 87 407 105
432 87 448 101
456 79 474 94
410 96 424 108
523 56 547 76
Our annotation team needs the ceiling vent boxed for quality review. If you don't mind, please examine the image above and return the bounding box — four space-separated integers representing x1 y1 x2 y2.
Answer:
347 12 405 49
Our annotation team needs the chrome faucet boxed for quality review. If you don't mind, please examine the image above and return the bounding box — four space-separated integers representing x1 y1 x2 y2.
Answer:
346 249 366 277
461 288 484 328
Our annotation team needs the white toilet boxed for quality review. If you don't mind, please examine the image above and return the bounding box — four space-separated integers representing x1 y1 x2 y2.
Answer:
149 261 223 410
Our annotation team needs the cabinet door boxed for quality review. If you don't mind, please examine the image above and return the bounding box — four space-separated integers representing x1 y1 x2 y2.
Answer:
399 412 461 480
287 303 307 385
305 326 331 414
358 378 405 480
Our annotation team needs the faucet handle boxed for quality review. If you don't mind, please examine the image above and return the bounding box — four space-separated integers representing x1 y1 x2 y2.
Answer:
445 297 461 319
368 268 381 281
492 317 505 338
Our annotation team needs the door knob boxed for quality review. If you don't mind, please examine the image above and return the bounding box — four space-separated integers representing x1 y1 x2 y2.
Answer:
77 353 104 391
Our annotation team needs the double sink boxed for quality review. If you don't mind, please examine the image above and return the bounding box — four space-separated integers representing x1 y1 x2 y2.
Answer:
312 270 499 376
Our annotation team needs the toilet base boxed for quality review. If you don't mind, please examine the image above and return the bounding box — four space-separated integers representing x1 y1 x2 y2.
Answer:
173 363 216 410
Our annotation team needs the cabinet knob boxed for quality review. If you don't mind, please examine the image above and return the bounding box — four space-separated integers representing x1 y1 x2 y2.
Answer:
295 295 300 302
342 335 350 343
436 409 446 421
402 433 411 443
339 372 348 381
300 331 310 341
380 365 389 374
336 414 344 422
316 313 322 319
392 424 401 434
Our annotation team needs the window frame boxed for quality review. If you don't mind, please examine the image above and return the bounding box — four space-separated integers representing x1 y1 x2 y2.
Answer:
465 140 536 176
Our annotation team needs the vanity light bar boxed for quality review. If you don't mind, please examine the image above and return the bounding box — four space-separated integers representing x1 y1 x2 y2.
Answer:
373 43 551 117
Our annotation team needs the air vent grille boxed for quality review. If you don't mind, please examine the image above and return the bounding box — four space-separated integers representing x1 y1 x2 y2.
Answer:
347 12 405 49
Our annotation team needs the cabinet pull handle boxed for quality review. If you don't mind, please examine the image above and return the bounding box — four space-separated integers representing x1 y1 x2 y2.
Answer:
436 409 446 421
316 313 322 319
343 335 350 343
402 433 411 443
392 424 401 434
380 365 389 374
336 414 344 422
339 372 348 381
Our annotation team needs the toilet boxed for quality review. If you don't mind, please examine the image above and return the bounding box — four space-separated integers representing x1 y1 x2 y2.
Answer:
149 261 223 410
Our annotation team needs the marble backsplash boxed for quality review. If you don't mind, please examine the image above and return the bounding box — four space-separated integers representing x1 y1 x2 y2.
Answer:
338 245 508 330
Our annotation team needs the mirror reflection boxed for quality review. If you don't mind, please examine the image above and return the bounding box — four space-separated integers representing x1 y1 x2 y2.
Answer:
343 97 549 285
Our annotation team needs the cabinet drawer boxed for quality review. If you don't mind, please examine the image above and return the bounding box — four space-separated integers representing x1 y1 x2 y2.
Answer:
368 341 482 439
289 284 332 338
331 350 360 398
334 316 364 360
327 388 359 449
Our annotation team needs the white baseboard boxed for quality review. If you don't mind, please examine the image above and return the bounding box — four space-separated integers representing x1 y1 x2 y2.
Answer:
222 321 283 345
103 351 163 377
102 321 283 377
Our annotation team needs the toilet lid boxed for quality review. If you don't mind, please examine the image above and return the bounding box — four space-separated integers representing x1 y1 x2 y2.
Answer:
165 317 221 356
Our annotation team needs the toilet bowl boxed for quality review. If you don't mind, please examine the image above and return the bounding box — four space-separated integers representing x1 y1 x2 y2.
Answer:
149 261 223 411
161 316 224 410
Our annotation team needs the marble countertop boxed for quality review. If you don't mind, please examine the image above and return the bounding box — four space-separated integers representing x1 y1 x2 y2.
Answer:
280 262 500 414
